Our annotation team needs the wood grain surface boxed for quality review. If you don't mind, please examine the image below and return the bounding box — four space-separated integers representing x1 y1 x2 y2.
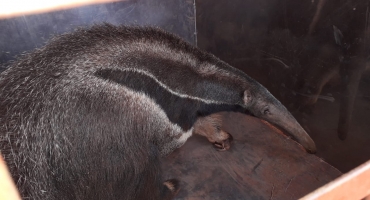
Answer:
162 112 342 200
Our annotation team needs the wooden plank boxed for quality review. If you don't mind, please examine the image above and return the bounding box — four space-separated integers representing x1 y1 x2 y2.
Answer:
162 112 342 199
300 160 370 200
0 155 21 200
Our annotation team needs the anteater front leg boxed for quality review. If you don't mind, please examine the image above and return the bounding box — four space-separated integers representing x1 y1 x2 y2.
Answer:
193 114 233 151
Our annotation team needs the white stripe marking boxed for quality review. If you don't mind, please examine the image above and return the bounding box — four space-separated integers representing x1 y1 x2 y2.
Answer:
107 67 227 105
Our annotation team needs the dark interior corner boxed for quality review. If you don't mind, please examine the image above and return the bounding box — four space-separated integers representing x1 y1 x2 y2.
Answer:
196 0 370 173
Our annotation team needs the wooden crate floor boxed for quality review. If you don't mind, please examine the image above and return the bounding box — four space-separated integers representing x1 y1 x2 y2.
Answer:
162 112 342 200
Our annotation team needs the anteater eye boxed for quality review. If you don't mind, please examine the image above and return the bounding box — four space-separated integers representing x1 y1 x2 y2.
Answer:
263 108 270 115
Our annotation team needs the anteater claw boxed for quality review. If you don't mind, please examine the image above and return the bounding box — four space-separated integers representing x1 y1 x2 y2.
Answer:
213 133 233 151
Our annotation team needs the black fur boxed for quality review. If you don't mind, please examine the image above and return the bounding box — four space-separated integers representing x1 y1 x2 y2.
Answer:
0 24 315 199
0 24 250 200
95 69 245 131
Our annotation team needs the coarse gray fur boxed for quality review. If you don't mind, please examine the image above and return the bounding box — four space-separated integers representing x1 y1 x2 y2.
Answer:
0 24 316 200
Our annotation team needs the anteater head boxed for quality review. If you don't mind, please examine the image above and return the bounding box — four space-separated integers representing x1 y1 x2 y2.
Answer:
242 84 316 153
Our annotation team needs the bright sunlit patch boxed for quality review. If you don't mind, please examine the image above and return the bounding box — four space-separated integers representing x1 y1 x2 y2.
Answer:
0 0 119 19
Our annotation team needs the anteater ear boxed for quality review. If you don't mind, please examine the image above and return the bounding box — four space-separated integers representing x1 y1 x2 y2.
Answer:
243 90 253 105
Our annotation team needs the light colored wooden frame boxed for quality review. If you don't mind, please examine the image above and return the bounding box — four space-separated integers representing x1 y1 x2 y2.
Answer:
0 155 21 200
301 160 370 200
